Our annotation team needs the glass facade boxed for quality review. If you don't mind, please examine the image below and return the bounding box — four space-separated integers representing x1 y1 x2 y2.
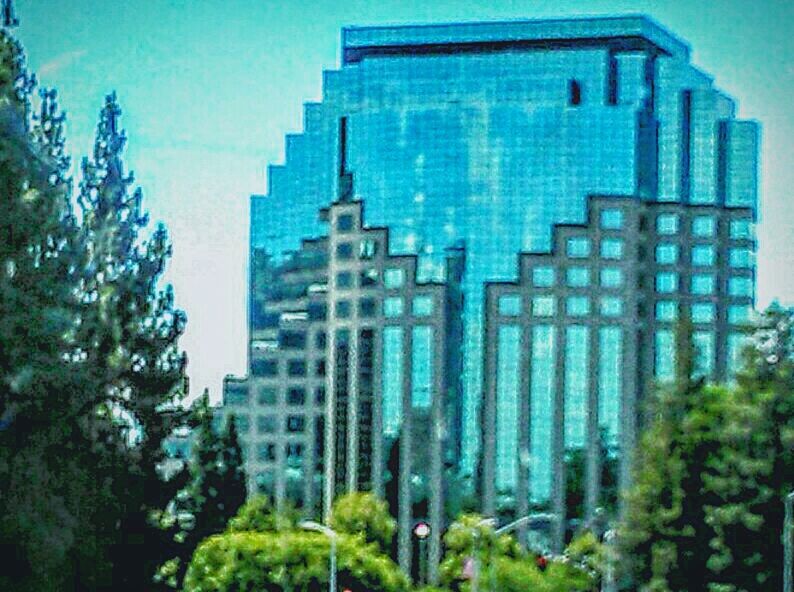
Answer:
564 326 589 450
598 327 623 449
249 15 759 474
495 325 521 491
382 326 404 436
529 326 555 503
411 326 434 409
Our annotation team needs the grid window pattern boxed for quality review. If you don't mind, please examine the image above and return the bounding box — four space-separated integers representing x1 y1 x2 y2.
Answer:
600 239 623 260
600 297 623 317
532 267 555 287
600 267 623 288
655 243 679 265
413 295 434 316
691 274 715 295
533 296 556 317
600 209 624 230
692 216 716 237
498 294 522 316
566 296 590 316
655 300 678 321
384 297 404 318
656 213 679 235
384 268 405 289
656 272 678 293
691 245 716 267
566 267 590 287
566 237 591 258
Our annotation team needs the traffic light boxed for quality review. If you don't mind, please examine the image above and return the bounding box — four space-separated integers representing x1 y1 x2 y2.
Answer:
535 555 548 572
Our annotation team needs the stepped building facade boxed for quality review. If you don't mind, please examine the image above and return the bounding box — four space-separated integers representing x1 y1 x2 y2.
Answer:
220 14 759 579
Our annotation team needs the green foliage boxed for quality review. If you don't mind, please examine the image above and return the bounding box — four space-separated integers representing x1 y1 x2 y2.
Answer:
227 494 299 533
331 491 397 552
183 530 410 592
621 307 794 591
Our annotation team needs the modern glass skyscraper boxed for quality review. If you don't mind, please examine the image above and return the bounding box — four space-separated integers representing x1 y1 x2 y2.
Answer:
249 15 758 475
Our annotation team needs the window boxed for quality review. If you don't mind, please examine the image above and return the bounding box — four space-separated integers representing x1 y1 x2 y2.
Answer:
359 268 378 287
600 209 624 230
383 297 404 318
411 326 433 410
656 213 679 235
497 294 521 316
359 238 378 259
655 300 678 321
335 242 354 260
335 300 351 319
566 267 590 288
285 443 303 467
384 268 405 289
336 214 354 232
655 330 675 380
533 296 556 317
287 387 305 406
314 331 327 349
359 298 376 318
729 277 753 298
413 295 434 317
287 360 306 377
600 297 623 317
315 359 326 377
566 296 590 316
600 267 623 288
307 302 326 321
691 302 715 323
730 219 753 240
225 385 248 406
655 272 678 293
532 267 555 287
257 386 277 405
728 305 752 325
691 245 716 267
286 415 305 433
569 79 582 105
231 415 250 434
314 387 326 405
566 237 591 258
655 244 679 265
279 331 306 349
729 248 753 268
257 415 277 434
336 272 352 289
692 216 716 237
691 274 715 295
257 442 276 463
600 239 623 260
251 359 278 377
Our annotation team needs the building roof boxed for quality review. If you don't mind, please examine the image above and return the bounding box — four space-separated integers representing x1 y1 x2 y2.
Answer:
342 14 690 64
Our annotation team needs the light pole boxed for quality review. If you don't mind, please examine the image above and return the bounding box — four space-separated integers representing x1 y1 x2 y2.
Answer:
414 521 431 585
300 520 338 592
785 491 794 592
471 517 498 592
602 529 617 592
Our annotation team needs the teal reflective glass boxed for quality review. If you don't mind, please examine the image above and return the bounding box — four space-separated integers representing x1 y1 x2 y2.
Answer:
600 267 623 288
564 326 589 449
691 215 716 237
412 295 434 316
533 296 556 317
532 267 555 287
566 237 591 258
727 333 749 379
598 326 623 449
382 327 404 435
655 330 675 380
656 213 679 235
411 326 433 409
655 243 678 264
655 272 678 293
728 276 754 297
691 302 715 323
530 325 555 503
729 219 753 240
566 296 590 316
234 415 251 434
566 267 590 287
600 238 623 260
495 325 521 491
655 300 678 321
693 331 715 378
600 296 623 317
599 209 624 230
728 305 752 324
384 268 405 289
691 274 715 295
691 245 715 267
383 296 404 317
729 248 753 268
498 294 522 316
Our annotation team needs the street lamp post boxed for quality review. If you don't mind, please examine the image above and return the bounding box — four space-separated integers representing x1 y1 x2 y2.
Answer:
300 520 338 592
414 521 431 585
785 491 794 592
602 529 617 592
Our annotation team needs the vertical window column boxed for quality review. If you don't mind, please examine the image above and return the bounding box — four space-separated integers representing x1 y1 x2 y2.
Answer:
382 327 404 436
495 325 521 493
564 326 590 449
530 325 556 503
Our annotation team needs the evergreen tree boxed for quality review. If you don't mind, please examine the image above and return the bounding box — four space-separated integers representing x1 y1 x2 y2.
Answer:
219 411 248 518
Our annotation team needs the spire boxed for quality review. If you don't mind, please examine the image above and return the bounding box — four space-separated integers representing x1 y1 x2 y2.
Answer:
2 0 19 29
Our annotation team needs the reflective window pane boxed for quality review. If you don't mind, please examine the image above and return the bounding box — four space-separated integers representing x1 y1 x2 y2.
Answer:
691 245 716 267
384 268 405 289
566 267 590 287
600 209 624 230
655 243 679 265
600 267 623 288
532 296 556 317
532 267 555 287
566 296 590 316
600 239 623 260
566 237 591 258
655 272 678 293
656 213 679 235
383 297 404 318
691 215 716 237
413 295 434 317
691 274 715 295
498 294 521 316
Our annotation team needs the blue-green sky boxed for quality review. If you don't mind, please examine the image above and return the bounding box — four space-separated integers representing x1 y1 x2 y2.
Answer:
18 0 793 401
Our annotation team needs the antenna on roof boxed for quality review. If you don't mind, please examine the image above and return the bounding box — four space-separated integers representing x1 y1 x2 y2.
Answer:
2 0 19 29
